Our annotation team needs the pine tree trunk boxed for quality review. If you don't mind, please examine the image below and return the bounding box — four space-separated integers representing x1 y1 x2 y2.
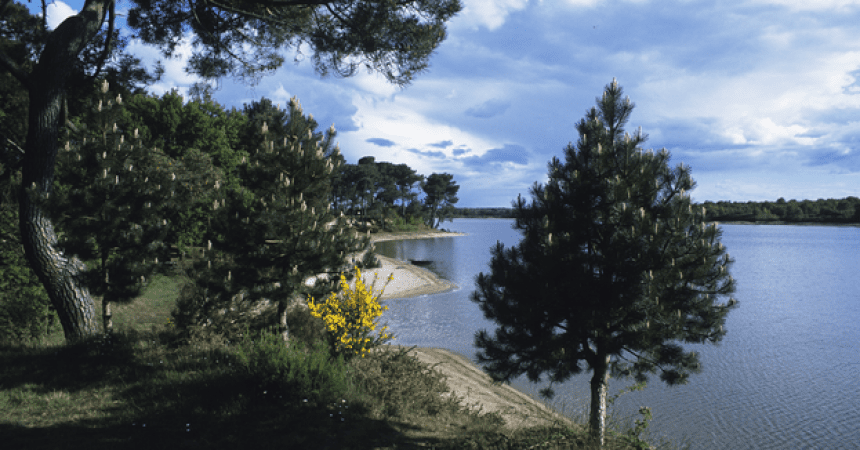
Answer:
18 1 111 344
103 259 112 333
103 298 113 333
278 300 290 345
589 352 611 448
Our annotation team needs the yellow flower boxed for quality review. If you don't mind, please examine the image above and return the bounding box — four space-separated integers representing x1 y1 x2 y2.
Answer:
307 265 394 358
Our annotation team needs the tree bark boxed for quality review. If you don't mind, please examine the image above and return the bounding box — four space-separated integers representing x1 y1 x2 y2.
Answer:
589 352 611 448
18 1 111 344
278 299 290 345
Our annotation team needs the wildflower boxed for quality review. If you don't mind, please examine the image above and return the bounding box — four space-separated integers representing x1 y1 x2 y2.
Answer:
307 266 394 358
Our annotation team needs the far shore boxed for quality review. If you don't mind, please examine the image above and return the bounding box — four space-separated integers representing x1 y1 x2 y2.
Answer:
356 228 467 299
370 229 468 243
712 220 860 227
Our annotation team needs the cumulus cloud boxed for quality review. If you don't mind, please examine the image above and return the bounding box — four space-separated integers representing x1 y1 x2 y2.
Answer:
721 117 813 146
453 148 470 156
45 1 77 29
452 0 530 31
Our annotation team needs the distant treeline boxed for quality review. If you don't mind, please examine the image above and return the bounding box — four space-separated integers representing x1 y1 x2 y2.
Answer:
454 197 860 224
701 197 860 224
452 208 517 218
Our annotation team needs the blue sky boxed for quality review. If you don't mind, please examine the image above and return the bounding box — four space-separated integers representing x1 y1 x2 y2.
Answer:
26 0 860 207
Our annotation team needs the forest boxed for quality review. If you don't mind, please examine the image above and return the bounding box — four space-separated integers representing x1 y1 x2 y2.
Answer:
701 197 860 224
451 197 860 224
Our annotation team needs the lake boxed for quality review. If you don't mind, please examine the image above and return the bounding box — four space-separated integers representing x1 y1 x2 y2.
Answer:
373 218 860 450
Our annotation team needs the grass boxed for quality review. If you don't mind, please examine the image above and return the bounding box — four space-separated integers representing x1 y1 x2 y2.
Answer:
1 273 684 449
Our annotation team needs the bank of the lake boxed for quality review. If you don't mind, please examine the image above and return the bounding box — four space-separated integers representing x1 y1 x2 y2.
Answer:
375 218 860 450
1 251 649 450
363 229 586 432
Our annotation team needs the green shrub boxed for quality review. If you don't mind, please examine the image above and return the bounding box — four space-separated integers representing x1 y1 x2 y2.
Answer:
0 201 59 343
233 326 351 405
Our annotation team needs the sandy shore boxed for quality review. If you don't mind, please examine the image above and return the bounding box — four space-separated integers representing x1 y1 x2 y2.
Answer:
341 229 467 299
370 229 468 243
358 255 458 299
380 345 577 431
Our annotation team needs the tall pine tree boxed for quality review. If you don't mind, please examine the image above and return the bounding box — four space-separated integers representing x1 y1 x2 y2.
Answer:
173 97 370 343
471 79 738 447
49 80 218 333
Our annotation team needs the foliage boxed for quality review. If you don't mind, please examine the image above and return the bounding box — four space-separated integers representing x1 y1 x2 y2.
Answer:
48 81 218 332
232 325 351 405
125 0 463 86
307 266 393 359
423 172 460 229
329 157 463 232
471 79 738 447
115 90 248 253
2 274 672 450
2 0 461 346
172 97 369 342
702 196 860 224
0 182 58 343
452 207 517 219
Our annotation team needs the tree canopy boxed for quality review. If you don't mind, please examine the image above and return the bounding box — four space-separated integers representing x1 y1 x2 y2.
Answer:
124 0 461 86
0 0 462 343
471 80 738 447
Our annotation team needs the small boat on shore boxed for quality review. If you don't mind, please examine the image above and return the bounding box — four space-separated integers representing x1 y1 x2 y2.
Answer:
409 260 433 266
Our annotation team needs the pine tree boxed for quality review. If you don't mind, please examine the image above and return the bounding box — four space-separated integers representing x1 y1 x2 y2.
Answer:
471 79 738 447
49 80 217 333
422 172 459 229
173 97 370 343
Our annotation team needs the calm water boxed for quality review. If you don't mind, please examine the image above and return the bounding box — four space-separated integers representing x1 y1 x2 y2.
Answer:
374 219 860 450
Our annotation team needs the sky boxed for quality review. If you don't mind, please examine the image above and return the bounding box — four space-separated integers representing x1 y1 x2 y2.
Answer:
24 0 860 207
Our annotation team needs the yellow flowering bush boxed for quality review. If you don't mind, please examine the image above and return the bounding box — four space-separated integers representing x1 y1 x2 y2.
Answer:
307 266 394 358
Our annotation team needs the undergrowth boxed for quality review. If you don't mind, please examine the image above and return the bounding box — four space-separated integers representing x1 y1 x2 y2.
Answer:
0 273 685 450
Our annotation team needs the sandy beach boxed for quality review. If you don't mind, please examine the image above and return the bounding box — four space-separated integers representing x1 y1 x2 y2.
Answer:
394 346 577 430
369 229 468 243
342 229 468 300
357 255 458 299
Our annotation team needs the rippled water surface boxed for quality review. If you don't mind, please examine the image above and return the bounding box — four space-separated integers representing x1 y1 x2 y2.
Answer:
374 219 860 449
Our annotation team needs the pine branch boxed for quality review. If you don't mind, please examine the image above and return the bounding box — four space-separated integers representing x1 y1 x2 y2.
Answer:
41 0 48 31
89 1 116 81
0 48 31 90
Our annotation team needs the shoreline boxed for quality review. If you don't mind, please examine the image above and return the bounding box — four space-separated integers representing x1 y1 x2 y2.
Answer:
370 229 468 243
354 229 467 299
713 220 860 227
380 345 578 431
362 255 459 299
362 230 578 432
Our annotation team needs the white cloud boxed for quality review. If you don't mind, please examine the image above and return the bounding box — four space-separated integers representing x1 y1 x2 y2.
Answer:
722 117 811 146
451 0 530 31
560 0 602 6
753 0 860 10
341 93 497 170
125 35 203 97
45 1 77 30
